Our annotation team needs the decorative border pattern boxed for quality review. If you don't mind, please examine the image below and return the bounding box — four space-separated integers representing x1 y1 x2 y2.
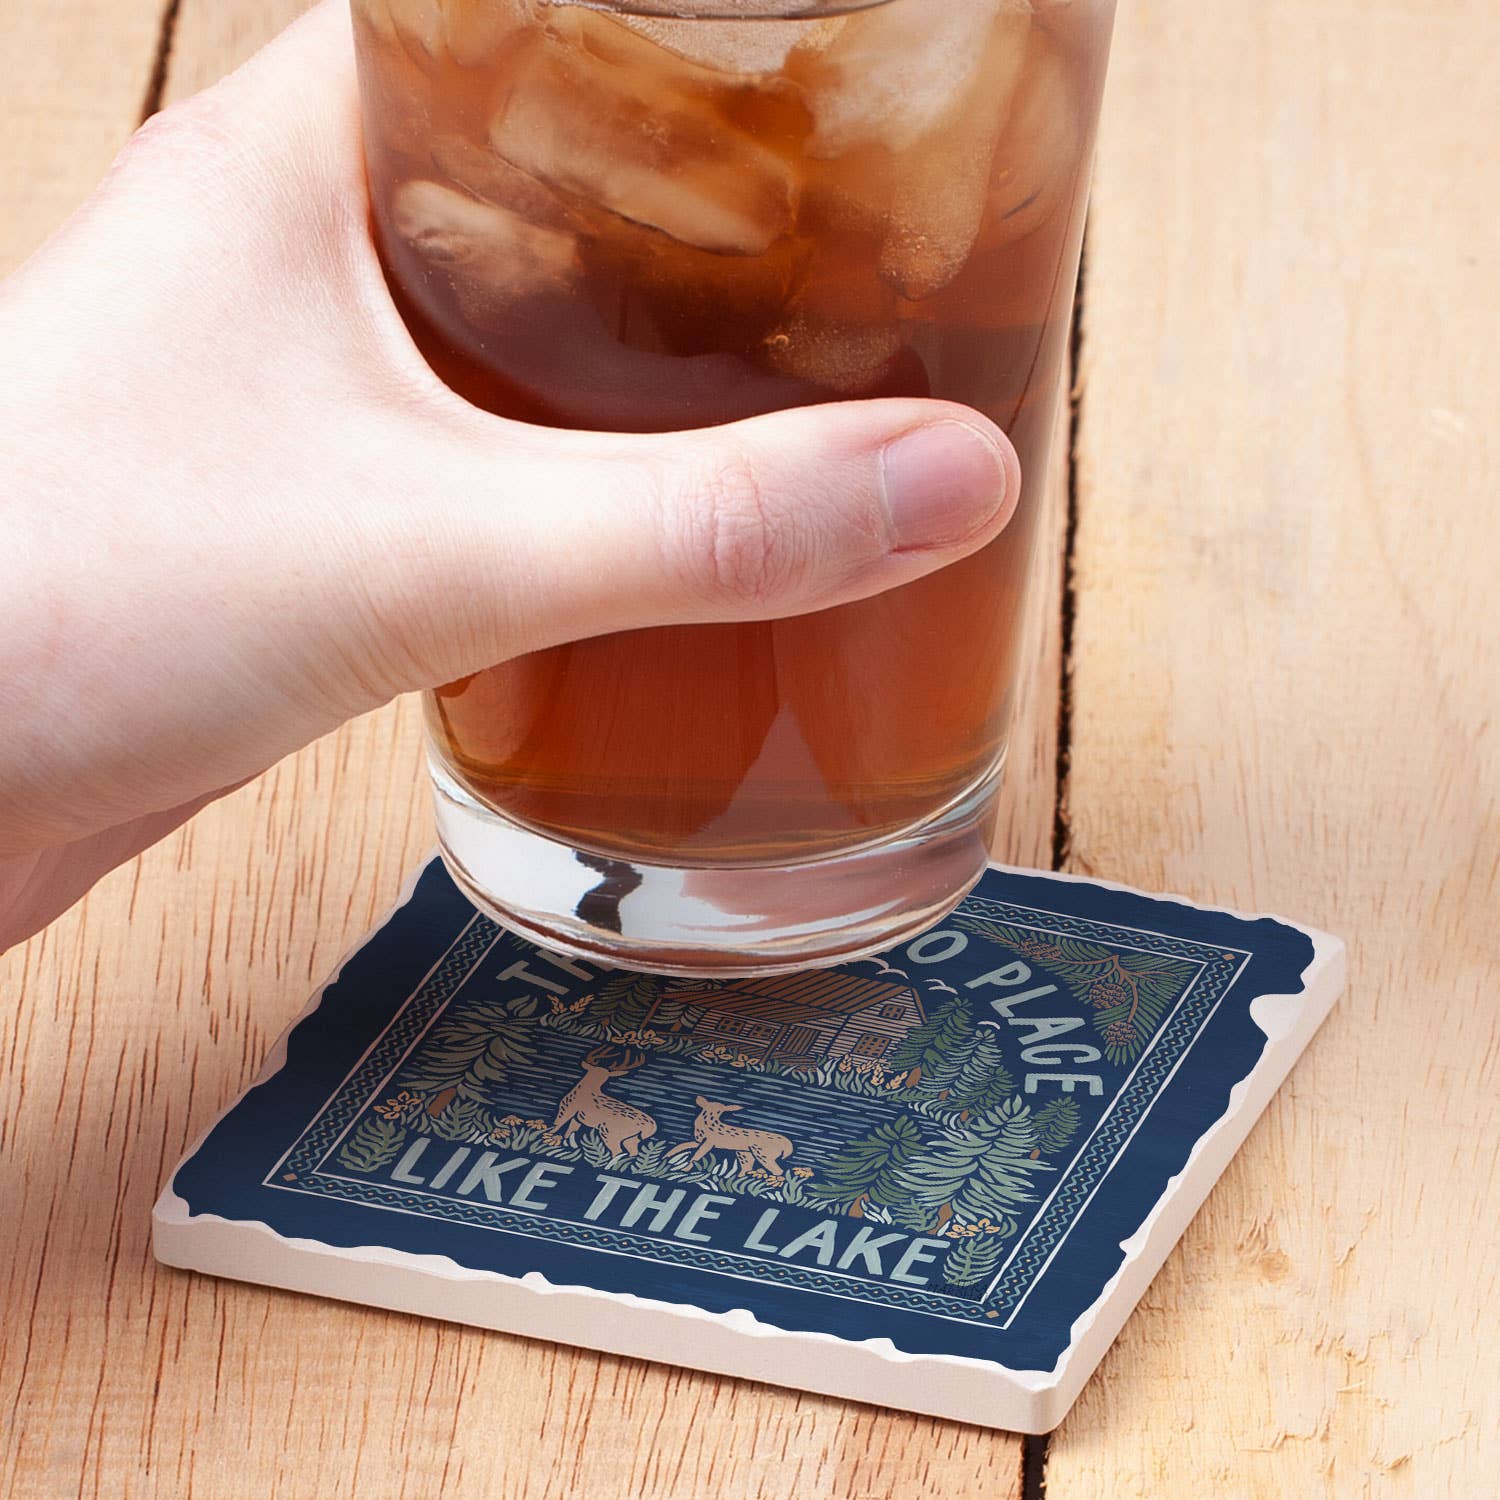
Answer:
263 888 1242 1326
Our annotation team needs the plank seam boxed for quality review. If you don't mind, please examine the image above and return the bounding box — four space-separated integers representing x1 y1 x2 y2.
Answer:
137 0 185 124
1022 1429 1051 1499
1050 234 1086 874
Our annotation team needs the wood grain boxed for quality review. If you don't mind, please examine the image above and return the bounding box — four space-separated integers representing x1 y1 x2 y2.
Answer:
1044 0 1500 1494
0 2 1067 1495
0 0 168 276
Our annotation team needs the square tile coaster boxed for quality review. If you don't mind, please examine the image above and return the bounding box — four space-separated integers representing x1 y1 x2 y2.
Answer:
155 857 1343 1432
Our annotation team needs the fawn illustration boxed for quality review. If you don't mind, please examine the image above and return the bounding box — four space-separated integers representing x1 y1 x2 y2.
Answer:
668 1096 795 1179
552 1045 658 1157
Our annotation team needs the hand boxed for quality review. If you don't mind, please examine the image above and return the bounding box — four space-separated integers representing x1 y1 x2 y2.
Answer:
0 0 1020 953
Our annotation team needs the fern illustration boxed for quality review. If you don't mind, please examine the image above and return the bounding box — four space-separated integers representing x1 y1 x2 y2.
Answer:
580 1135 614 1168
337 1114 407 1174
941 1230 1007 1288
428 1096 499 1144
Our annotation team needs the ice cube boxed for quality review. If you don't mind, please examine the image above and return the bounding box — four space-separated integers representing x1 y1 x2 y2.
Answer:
429 135 580 234
982 32 1079 246
378 0 529 66
489 33 796 255
619 14 844 77
876 10 1034 298
440 0 528 68
382 0 445 58
791 0 1027 157
763 317 904 394
548 8 813 157
792 147 892 248
763 259 903 392
549 5 761 98
392 179 578 302
611 227 795 355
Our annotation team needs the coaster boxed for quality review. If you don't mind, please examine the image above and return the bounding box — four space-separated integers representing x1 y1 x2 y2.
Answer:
154 857 1342 1432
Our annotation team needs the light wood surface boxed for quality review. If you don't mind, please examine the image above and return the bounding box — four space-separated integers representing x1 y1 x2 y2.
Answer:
0 0 167 275
1 0 1493 1496
1047 0 1500 1495
0 2 1042 1495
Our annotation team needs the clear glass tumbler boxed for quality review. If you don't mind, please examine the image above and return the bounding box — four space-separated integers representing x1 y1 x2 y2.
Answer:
352 0 1117 974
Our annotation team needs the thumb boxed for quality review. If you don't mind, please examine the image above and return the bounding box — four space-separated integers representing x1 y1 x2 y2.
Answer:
357 396 1021 692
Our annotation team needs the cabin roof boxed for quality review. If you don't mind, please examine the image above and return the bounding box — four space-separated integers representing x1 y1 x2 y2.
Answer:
673 971 923 1025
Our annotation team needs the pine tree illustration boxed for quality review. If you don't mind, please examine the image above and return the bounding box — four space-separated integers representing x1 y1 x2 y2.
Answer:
952 1102 1047 1226
804 1116 930 1218
591 973 662 1032
337 1114 407 1173
639 977 703 1034
1033 1095 1082 1154
942 1230 1007 1289
888 996 973 1091
396 995 540 1119
942 1028 1015 1117
891 1099 1047 1233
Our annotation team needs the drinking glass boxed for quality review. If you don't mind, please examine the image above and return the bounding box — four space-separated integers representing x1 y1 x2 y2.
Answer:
351 0 1117 973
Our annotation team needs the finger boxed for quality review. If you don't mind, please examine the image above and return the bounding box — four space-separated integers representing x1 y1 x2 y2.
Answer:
351 396 1021 693
0 786 233 952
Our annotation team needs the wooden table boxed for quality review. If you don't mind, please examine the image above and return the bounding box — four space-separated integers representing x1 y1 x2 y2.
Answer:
3 2 1495 1494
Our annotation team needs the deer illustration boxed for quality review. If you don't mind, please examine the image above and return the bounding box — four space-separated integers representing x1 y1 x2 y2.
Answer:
552 1045 658 1157
668 1096 795 1179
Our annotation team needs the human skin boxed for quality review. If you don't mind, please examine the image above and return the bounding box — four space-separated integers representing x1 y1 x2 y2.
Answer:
0 0 1019 953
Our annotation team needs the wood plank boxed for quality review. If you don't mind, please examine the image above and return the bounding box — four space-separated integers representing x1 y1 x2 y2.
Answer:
0 705 436 1497
164 0 313 98
0 0 170 275
0 18 439 1499
0 2 1066 1495
1046 0 1499 1492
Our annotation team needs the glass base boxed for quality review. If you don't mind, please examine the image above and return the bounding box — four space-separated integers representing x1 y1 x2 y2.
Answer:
429 757 1004 977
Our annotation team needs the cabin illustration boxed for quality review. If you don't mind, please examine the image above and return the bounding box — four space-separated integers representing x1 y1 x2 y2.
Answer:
643 971 928 1066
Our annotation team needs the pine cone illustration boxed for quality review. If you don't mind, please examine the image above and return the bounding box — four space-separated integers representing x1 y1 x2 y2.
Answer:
1089 977 1133 1010
1018 939 1063 961
1103 1018 1137 1047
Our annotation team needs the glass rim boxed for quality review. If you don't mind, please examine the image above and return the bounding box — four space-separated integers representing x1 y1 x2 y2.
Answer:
563 0 893 21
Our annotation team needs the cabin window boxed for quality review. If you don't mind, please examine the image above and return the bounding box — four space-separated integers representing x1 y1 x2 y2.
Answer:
714 1017 773 1041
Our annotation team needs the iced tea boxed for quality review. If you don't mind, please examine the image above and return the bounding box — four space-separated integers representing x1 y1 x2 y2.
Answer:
352 0 1115 966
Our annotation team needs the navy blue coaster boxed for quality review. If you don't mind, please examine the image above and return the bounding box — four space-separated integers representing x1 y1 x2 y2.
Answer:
156 857 1341 1430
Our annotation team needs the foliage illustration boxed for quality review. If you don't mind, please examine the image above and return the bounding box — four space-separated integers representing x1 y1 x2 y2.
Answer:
804 1116 930 1218
1033 1096 1082 1153
331 919 1197 1296
887 995 971 1089
952 914 1194 1063
394 994 541 1119
337 1113 407 1173
940 1227 1008 1288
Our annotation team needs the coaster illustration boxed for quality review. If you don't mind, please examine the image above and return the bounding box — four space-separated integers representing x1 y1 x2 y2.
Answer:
155 857 1342 1431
